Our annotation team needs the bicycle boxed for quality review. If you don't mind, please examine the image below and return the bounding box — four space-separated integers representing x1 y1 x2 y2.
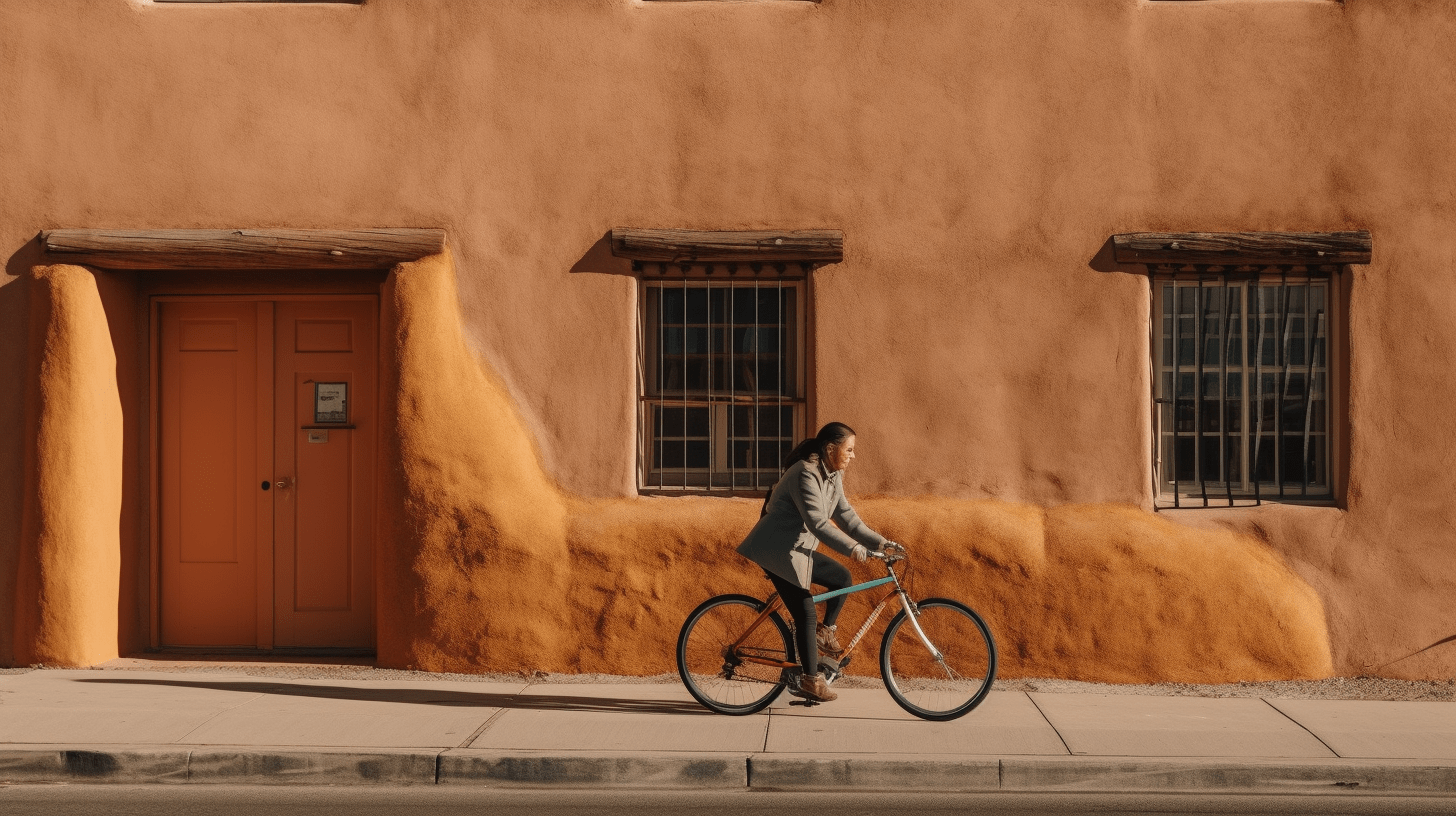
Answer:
675 544 997 721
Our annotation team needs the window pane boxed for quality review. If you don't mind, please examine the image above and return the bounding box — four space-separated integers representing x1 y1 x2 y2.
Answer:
685 407 709 438
1173 436 1195 483
1200 435 1222 482
656 406 682 435
685 287 708 324
686 440 710 469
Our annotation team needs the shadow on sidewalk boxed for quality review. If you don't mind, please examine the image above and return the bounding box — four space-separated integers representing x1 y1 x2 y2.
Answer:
73 678 713 716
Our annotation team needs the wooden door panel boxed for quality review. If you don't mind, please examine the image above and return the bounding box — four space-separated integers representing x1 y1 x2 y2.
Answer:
159 302 261 646
292 374 353 611
273 299 376 648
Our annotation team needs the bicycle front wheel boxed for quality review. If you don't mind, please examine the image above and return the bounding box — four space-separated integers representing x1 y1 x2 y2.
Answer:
677 594 795 716
880 597 996 721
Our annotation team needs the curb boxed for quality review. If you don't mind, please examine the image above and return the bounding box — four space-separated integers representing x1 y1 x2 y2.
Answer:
0 746 439 786
0 747 191 784
750 754 1000 791
999 756 1456 795
439 750 748 788
4 748 1456 795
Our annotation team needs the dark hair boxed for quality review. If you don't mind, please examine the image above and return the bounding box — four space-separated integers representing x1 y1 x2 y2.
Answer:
783 422 857 470
761 422 857 516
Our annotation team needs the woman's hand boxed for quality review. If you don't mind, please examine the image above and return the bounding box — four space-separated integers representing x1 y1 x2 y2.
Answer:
851 544 870 563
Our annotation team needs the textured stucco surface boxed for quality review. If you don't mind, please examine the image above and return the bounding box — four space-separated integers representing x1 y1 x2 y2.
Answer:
375 254 1329 682
1 0 1453 677
14 266 123 667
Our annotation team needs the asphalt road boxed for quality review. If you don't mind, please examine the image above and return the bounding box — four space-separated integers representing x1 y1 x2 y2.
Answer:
2 786 1455 816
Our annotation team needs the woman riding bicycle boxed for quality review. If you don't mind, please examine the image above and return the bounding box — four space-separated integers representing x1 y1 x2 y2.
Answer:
736 422 899 704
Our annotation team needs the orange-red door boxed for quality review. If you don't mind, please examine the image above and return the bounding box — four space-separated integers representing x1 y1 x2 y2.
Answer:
158 301 269 647
271 300 376 648
158 297 376 649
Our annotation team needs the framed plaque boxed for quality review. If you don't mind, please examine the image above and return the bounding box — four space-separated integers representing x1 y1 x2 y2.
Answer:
314 382 348 424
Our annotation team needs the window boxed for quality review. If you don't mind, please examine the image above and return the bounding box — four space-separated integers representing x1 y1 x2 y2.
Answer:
640 277 803 491
611 227 839 493
1153 271 1339 506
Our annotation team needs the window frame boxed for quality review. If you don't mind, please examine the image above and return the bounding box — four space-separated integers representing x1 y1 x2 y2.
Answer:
1149 265 1346 508
636 270 807 495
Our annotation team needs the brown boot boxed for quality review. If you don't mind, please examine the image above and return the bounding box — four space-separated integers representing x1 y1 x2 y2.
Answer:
799 673 838 703
816 623 843 656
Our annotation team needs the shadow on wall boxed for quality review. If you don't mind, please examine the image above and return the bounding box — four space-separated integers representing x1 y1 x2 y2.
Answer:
567 231 634 278
0 239 39 667
377 252 1335 684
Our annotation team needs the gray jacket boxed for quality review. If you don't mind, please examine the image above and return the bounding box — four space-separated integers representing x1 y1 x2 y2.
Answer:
736 456 889 590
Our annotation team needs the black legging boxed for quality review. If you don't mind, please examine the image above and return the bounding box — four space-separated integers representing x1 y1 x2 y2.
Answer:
765 550 852 676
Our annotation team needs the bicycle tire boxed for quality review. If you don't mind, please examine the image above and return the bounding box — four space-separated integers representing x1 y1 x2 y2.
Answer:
879 597 997 721
677 594 796 716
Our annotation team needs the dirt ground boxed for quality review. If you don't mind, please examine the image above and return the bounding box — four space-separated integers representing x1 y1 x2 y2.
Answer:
3 657 1441 702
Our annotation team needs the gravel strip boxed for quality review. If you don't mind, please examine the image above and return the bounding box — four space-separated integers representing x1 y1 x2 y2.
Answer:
993 677 1456 701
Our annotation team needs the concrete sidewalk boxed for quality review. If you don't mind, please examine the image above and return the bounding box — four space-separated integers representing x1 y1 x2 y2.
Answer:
3 668 1456 795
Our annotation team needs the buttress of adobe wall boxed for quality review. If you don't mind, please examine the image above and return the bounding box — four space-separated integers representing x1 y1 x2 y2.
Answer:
378 254 1332 682
377 251 573 672
14 265 123 667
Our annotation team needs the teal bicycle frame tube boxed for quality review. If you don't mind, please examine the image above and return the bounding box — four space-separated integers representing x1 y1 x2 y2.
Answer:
811 575 896 604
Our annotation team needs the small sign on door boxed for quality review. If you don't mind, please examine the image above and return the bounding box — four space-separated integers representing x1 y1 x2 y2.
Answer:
314 382 348 424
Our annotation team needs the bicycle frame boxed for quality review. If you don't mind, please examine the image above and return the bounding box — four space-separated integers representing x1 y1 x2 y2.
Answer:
726 556 918 671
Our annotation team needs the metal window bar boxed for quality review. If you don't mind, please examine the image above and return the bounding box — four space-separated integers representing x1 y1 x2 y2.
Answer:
656 277 663 488
1157 268 1330 507
780 282 792 469
1276 270 1293 498
1251 281 1264 505
1170 271 1181 507
727 275 735 489
1302 308 1325 497
1219 275 1234 507
1195 273 1209 506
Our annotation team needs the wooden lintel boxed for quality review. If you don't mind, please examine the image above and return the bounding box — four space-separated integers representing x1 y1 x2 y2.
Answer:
1112 231 1371 266
609 228 843 264
42 228 447 270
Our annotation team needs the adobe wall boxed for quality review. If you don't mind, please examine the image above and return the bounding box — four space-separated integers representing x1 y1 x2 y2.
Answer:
2 0 1453 677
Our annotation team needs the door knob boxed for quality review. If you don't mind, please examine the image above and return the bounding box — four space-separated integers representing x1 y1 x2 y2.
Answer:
274 477 293 490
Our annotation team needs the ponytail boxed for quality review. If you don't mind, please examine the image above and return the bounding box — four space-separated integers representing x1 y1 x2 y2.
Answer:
760 421 858 516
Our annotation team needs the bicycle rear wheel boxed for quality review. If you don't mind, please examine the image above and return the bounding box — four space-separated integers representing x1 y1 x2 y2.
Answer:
677 594 795 715
879 597 996 721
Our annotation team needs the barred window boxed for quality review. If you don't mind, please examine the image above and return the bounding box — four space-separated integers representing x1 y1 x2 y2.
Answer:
1154 270 1339 506
640 276 803 491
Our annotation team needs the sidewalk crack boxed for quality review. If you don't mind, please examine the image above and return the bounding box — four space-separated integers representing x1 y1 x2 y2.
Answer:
1262 696 1342 758
454 680 533 749
1025 692 1074 756
172 691 269 745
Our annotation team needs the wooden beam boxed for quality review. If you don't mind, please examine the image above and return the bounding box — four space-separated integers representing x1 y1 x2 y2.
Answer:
1112 231 1371 266
610 228 843 264
42 229 447 270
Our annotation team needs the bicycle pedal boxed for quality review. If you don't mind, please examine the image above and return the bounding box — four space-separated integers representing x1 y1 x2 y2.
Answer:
788 698 820 707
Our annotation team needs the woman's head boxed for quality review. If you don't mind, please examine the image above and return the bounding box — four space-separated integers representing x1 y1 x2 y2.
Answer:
785 422 858 472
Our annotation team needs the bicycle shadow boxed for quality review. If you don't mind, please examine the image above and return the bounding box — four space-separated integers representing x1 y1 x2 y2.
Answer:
73 678 712 716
